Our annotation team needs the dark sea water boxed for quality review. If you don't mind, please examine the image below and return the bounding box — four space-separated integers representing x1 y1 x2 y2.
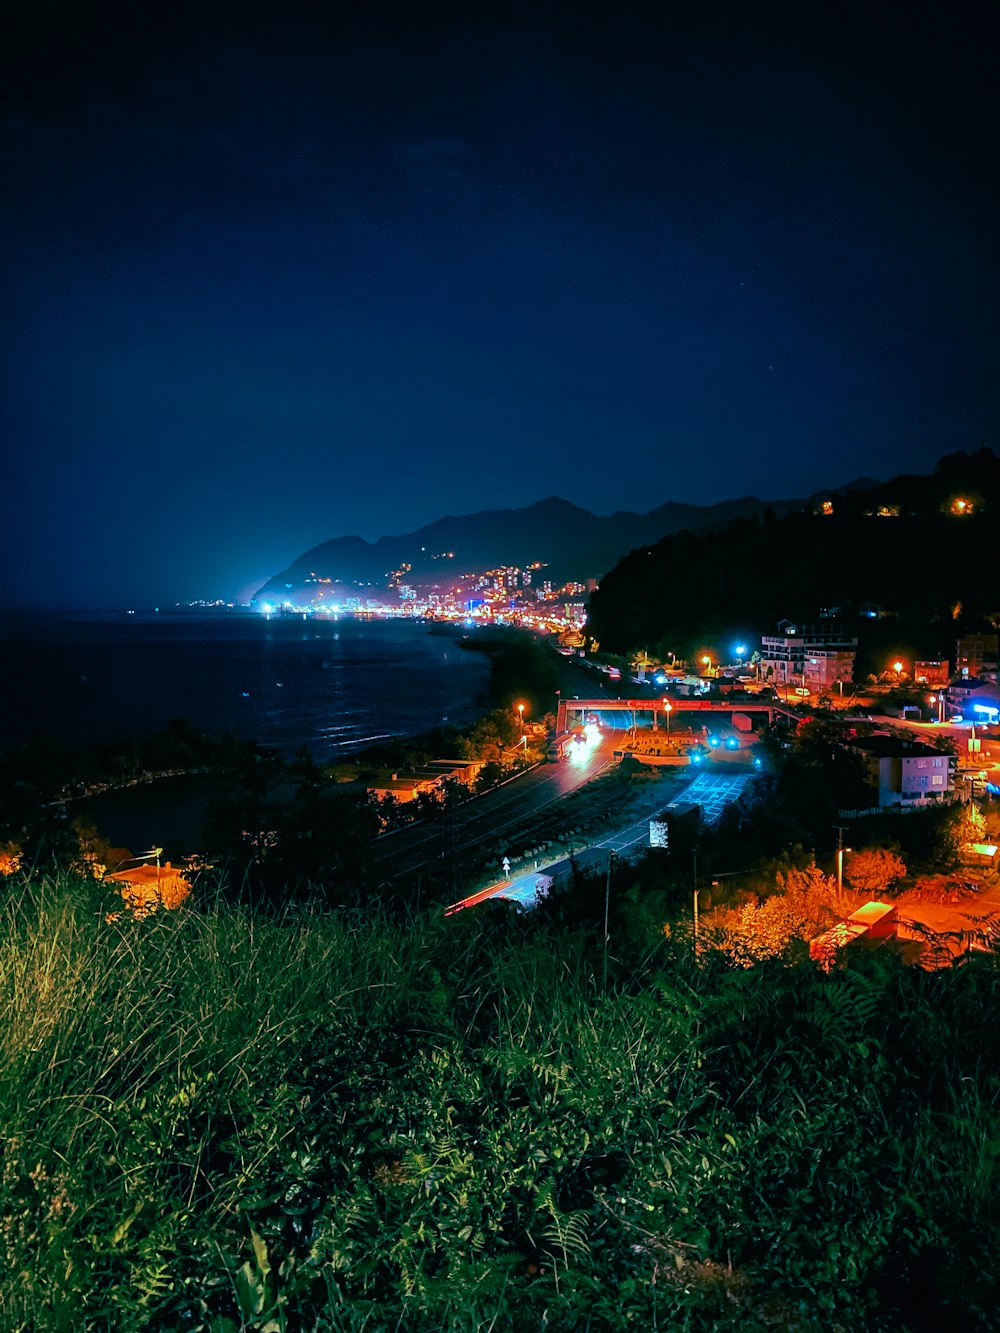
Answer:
1 612 493 855
0 612 492 760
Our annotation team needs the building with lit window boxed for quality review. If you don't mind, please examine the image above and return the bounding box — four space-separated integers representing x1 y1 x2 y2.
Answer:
848 736 955 809
956 634 998 681
760 622 857 692
914 660 950 687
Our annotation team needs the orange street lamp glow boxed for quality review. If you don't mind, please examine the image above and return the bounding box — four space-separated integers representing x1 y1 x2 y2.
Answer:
893 661 903 674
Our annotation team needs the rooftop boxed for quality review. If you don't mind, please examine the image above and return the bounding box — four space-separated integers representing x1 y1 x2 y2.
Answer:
848 736 948 760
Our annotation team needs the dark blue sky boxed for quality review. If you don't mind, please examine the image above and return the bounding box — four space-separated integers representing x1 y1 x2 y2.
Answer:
3 1 997 608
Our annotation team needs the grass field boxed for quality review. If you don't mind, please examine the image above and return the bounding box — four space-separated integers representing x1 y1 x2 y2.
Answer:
1 873 998 1331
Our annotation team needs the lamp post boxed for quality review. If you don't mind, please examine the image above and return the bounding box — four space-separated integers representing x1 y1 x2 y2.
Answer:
517 702 525 739
663 699 672 742
834 827 849 896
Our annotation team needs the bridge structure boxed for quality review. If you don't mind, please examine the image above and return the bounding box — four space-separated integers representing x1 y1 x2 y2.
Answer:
556 696 802 733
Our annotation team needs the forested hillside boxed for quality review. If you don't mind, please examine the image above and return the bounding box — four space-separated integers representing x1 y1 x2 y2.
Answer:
587 449 1000 659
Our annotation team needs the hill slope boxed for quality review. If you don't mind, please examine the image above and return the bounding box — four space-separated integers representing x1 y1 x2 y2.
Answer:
254 480 877 604
586 448 1000 658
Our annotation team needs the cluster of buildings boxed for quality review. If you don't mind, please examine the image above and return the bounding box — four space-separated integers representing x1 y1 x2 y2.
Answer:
257 560 595 637
757 623 999 714
367 758 486 805
759 621 858 693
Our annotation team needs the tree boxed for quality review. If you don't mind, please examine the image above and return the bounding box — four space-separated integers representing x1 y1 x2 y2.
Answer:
845 847 907 897
711 862 842 967
934 802 989 870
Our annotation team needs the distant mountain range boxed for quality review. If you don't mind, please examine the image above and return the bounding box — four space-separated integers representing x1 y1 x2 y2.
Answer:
253 480 879 603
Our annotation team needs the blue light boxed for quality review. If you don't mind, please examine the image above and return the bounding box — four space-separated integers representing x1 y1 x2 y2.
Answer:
708 735 720 748
753 757 762 768
692 753 702 764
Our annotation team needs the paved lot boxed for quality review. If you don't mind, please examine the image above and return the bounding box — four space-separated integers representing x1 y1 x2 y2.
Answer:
664 769 751 824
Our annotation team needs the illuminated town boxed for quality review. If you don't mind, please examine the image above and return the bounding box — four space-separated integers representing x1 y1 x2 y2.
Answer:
4 0 1000 1323
253 559 593 638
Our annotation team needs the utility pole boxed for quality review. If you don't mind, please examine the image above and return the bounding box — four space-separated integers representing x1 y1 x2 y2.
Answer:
448 790 462 898
603 850 614 990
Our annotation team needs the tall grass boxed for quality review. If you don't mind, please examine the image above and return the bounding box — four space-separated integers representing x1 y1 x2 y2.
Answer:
1 873 999 1331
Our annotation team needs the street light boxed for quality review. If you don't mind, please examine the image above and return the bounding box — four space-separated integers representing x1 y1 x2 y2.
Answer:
834 828 850 895
663 699 672 741
517 702 525 738
700 654 712 677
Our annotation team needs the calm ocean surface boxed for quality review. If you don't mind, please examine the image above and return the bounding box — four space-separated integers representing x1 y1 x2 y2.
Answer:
0 612 492 760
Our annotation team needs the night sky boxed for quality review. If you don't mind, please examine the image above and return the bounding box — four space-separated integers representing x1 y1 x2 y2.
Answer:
3 1 997 609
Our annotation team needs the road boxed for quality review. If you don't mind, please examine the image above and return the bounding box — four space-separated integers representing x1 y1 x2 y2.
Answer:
373 651 643 878
449 763 754 912
382 647 758 890
373 718 631 878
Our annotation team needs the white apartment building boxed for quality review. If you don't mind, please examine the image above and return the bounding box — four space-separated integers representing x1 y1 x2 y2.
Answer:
760 621 858 692
849 736 955 809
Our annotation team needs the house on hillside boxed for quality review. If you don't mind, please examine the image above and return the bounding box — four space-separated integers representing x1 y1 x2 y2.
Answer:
104 861 191 918
847 736 955 810
914 660 950 687
367 774 443 804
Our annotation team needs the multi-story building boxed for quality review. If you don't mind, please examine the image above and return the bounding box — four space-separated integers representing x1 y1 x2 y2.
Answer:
956 634 998 681
914 660 950 687
848 736 955 809
760 621 858 692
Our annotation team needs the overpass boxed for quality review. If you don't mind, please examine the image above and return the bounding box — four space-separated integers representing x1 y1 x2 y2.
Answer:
556 697 802 732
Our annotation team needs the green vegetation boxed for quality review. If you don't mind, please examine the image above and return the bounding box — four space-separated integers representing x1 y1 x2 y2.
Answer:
2 872 999 1330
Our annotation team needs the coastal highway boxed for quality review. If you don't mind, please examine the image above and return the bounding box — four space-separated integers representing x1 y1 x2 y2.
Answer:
372 650 636 877
448 766 755 912
372 718 629 877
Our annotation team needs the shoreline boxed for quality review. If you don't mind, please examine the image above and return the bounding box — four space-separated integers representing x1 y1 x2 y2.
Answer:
44 625 551 857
